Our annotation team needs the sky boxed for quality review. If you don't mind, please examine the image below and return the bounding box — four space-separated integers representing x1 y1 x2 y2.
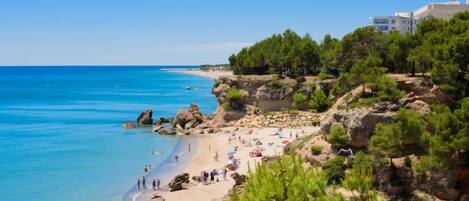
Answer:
0 0 453 66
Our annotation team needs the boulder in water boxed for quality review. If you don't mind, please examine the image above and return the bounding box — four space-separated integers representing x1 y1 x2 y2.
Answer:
158 128 177 135
137 109 153 125
122 121 137 129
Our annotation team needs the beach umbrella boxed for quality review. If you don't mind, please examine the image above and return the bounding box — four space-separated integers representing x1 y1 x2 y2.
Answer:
227 151 236 156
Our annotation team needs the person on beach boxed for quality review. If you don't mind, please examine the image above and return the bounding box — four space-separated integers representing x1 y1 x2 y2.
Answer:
214 151 219 161
222 168 227 181
157 178 161 190
209 171 214 183
137 178 141 190
144 165 148 173
175 155 179 162
152 179 156 191
188 144 191 153
142 176 146 189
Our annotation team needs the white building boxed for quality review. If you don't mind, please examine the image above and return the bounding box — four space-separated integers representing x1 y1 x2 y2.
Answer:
371 0 469 34
370 12 413 33
413 0 469 29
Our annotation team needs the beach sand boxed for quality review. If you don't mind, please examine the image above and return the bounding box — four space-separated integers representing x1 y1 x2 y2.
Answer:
161 69 233 80
148 126 319 201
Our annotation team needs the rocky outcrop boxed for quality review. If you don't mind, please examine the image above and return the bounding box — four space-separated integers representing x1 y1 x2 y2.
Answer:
172 104 205 129
418 170 461 200
122 121 137 129
404 100 431 114
158 127 177 135
231 173 246 186
321 107 394 148
391 74 452 105
235 111 320 128
168 173 190 192
137 109 153 125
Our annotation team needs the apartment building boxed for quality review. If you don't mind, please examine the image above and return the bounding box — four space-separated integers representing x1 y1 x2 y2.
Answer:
371 0 469 34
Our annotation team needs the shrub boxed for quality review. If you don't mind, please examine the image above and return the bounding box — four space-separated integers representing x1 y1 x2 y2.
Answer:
309 88 332 112
375 76 404 101
292 92 309 110
224 88 245 111
328 125 349 148
265 79 286 90
331 73 356 96
286 110 299 117
404 156 412 168
318 72 335 80
233 153 344 201
322 156 346 184
311 145 323 155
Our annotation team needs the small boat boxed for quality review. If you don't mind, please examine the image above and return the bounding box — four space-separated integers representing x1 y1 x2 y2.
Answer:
185 86 192 90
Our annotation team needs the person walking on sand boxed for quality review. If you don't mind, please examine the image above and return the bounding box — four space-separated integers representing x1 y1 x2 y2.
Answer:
157 178 161 190
142 176 146 189
174 155 179 162
214 151 219 161
137 178 141 190
188 144 191 153
152 179 156 191
222 168 227 181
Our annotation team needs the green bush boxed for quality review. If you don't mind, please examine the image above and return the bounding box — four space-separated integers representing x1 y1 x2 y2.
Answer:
292 92 309 110
233 153 344 201
286 110 299 117
375 76 404 102
331 73 357 96
311 145 323 155
224 88 246 111
309 88 332 112
328 125 349 148
322 156 346 184
317 72 336 80
404 156 412 168
265 79 286 90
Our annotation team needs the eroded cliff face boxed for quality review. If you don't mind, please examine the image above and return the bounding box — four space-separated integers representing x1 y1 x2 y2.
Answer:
212 75 335 112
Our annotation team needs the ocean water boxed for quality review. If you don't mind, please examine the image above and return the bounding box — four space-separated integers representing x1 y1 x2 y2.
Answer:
0 66 217 201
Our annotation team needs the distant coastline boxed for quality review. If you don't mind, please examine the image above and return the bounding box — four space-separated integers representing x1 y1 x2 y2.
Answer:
161 68 233 80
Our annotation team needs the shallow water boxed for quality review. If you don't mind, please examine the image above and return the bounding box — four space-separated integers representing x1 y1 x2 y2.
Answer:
0 66 217 201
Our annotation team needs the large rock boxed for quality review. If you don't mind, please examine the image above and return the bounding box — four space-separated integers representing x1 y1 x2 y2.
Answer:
418 170 461 200
188 104 204 123
168 173 190 191
122 121 137 129
231 172 246 186
404 100 431 114
137 109 153 125
172 104 205 129
321 107 395 148
158 127 177 135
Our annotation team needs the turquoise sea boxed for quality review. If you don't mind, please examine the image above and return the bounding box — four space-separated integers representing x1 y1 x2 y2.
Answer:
0 66 217 201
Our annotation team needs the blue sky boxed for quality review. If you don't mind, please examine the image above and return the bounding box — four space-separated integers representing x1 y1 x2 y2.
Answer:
0 0 449 65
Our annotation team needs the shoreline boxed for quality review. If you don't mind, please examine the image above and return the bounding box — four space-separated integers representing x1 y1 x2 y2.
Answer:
161 68 233 80
159 126 320 201
124 136 199 201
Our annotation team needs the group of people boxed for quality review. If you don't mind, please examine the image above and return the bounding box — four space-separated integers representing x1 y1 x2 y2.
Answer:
137 177 161 191
196 168 228 185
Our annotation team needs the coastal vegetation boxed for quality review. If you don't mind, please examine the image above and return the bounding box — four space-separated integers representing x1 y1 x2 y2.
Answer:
222 88 246 111
228 11 469 201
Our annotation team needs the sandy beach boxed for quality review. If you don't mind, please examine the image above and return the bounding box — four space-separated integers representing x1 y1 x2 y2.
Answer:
161 68 233 80
137 126 319 201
